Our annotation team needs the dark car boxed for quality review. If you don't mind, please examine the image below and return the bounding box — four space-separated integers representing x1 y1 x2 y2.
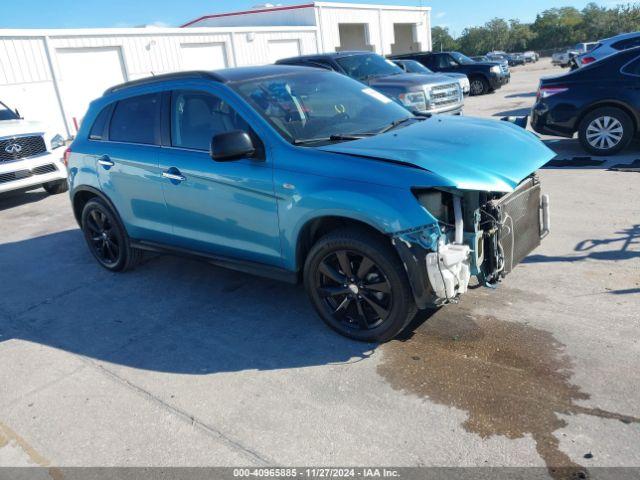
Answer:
388 51 508 96
276 51 463 115
531 47 640 155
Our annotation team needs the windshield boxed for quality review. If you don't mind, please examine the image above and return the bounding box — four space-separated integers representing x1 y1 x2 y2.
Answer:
401 60 433 74
335 54 404 81
450 52 476 65
0 102 18 121
232 70 413 144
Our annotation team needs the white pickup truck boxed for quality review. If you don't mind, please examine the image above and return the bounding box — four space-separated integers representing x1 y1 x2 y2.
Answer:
552 42 597 68
0 101 68 195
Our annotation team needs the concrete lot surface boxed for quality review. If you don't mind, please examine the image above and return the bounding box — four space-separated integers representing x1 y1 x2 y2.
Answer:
0 59 639 478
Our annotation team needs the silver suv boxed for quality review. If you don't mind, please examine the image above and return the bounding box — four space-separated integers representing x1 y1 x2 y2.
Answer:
574 32 640 68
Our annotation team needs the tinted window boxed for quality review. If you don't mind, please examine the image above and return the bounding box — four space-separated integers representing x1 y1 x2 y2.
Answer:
171 90 250 151
0 102 18 121
89 105 112 140
110 94 160 145
612 37 640 51
335 54 403 81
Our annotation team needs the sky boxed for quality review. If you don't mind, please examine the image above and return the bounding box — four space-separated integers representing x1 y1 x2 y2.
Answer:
0 0 624 32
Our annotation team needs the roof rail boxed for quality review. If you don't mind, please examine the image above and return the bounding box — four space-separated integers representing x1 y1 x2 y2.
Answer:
104 71 226 95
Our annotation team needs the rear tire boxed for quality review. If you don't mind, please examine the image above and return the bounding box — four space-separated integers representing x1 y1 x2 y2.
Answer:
303 227 416 343
81 198 143 272
469 76 489 96
42 180 68 195
578 107 633 156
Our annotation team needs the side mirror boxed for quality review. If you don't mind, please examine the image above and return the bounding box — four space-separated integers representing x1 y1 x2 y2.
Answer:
210 130 256 162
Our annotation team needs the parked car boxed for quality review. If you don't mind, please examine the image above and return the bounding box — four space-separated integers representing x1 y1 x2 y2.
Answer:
0 100 68 195
389 51 509 96
523 51 539 63
573 32 640 68
552 42 597 68
532 47 640 155
68 66 552 342
392 59 470 96
276 52 463 115
509 53 527 66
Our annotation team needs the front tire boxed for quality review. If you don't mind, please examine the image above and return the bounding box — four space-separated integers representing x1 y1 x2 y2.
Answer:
42 180 68 195
81 198 143 272
469 76 489 96
578 107 633 156
304 228 416 343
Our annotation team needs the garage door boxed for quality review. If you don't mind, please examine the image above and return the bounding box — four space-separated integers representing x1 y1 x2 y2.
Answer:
180 43 228 71
56 47 126 132
267 40 301 63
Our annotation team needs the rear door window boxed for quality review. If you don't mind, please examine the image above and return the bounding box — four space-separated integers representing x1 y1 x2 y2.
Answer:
612 36 640 51
109 93 161 145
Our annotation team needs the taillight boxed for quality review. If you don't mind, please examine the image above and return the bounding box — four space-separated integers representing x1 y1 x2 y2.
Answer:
581 56 596 65
62 147 72 168
537 86 569 101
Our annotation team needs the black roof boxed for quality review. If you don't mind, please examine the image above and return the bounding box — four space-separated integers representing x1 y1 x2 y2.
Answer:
276 50 376 63
388 51 434 59
104 65 314 96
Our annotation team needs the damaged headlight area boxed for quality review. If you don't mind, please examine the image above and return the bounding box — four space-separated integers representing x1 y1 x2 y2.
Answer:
393 178 550 308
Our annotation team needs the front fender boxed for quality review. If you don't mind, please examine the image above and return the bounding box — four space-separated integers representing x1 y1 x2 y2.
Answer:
277 178 435 271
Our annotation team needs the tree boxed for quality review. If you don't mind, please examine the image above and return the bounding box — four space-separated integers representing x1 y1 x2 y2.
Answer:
431 26 458 52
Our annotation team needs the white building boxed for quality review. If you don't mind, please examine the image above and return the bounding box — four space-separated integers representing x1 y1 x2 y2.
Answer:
0 2 431 138
183 2 432 57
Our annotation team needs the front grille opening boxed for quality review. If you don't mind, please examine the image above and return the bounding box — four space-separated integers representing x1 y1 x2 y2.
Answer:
0 164 58 184
0 136 47 162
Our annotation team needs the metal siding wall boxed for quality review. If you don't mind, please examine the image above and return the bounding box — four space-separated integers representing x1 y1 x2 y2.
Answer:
233 30 317 65
380 9 431 55
319 7 382 53
0 26 319 135
190 8 317 27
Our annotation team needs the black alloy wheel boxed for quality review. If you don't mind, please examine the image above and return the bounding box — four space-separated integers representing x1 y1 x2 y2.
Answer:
316 249 392 331
81 198 143 271
304 228 416 342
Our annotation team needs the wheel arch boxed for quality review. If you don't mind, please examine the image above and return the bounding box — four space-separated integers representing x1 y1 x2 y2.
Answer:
576 101 639 134
295 215 391 275
71 186 122 228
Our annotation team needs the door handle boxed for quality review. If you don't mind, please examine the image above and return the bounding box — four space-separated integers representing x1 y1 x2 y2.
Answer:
162 169 186 182
97 155 114 167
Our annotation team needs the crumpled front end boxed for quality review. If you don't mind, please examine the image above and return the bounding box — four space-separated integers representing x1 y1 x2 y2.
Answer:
392 176 551 308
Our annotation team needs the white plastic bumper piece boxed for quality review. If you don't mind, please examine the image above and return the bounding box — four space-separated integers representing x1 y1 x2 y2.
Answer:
426 244 472 302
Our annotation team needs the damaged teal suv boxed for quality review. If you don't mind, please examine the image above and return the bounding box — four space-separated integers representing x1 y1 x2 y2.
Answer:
67 66 552 342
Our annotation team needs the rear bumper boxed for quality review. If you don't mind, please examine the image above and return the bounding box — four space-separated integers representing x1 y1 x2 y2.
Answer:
530 100 577 138
0 150 67 194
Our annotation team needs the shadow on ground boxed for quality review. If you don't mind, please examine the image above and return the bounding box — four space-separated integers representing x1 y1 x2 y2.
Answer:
525 225 640 264
0 229 375 375
0 188 49 211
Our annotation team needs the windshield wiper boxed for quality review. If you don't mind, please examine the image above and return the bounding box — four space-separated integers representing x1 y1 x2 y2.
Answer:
293 133 371 146
376 115 428 134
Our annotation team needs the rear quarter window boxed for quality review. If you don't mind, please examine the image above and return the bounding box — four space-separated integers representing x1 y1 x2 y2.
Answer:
89 105 113 140
109 93 161 145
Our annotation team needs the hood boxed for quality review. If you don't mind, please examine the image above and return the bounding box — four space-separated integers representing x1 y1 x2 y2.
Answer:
366 72 455 88
317 115 555 193
442 72 468 80
0 119 47 138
